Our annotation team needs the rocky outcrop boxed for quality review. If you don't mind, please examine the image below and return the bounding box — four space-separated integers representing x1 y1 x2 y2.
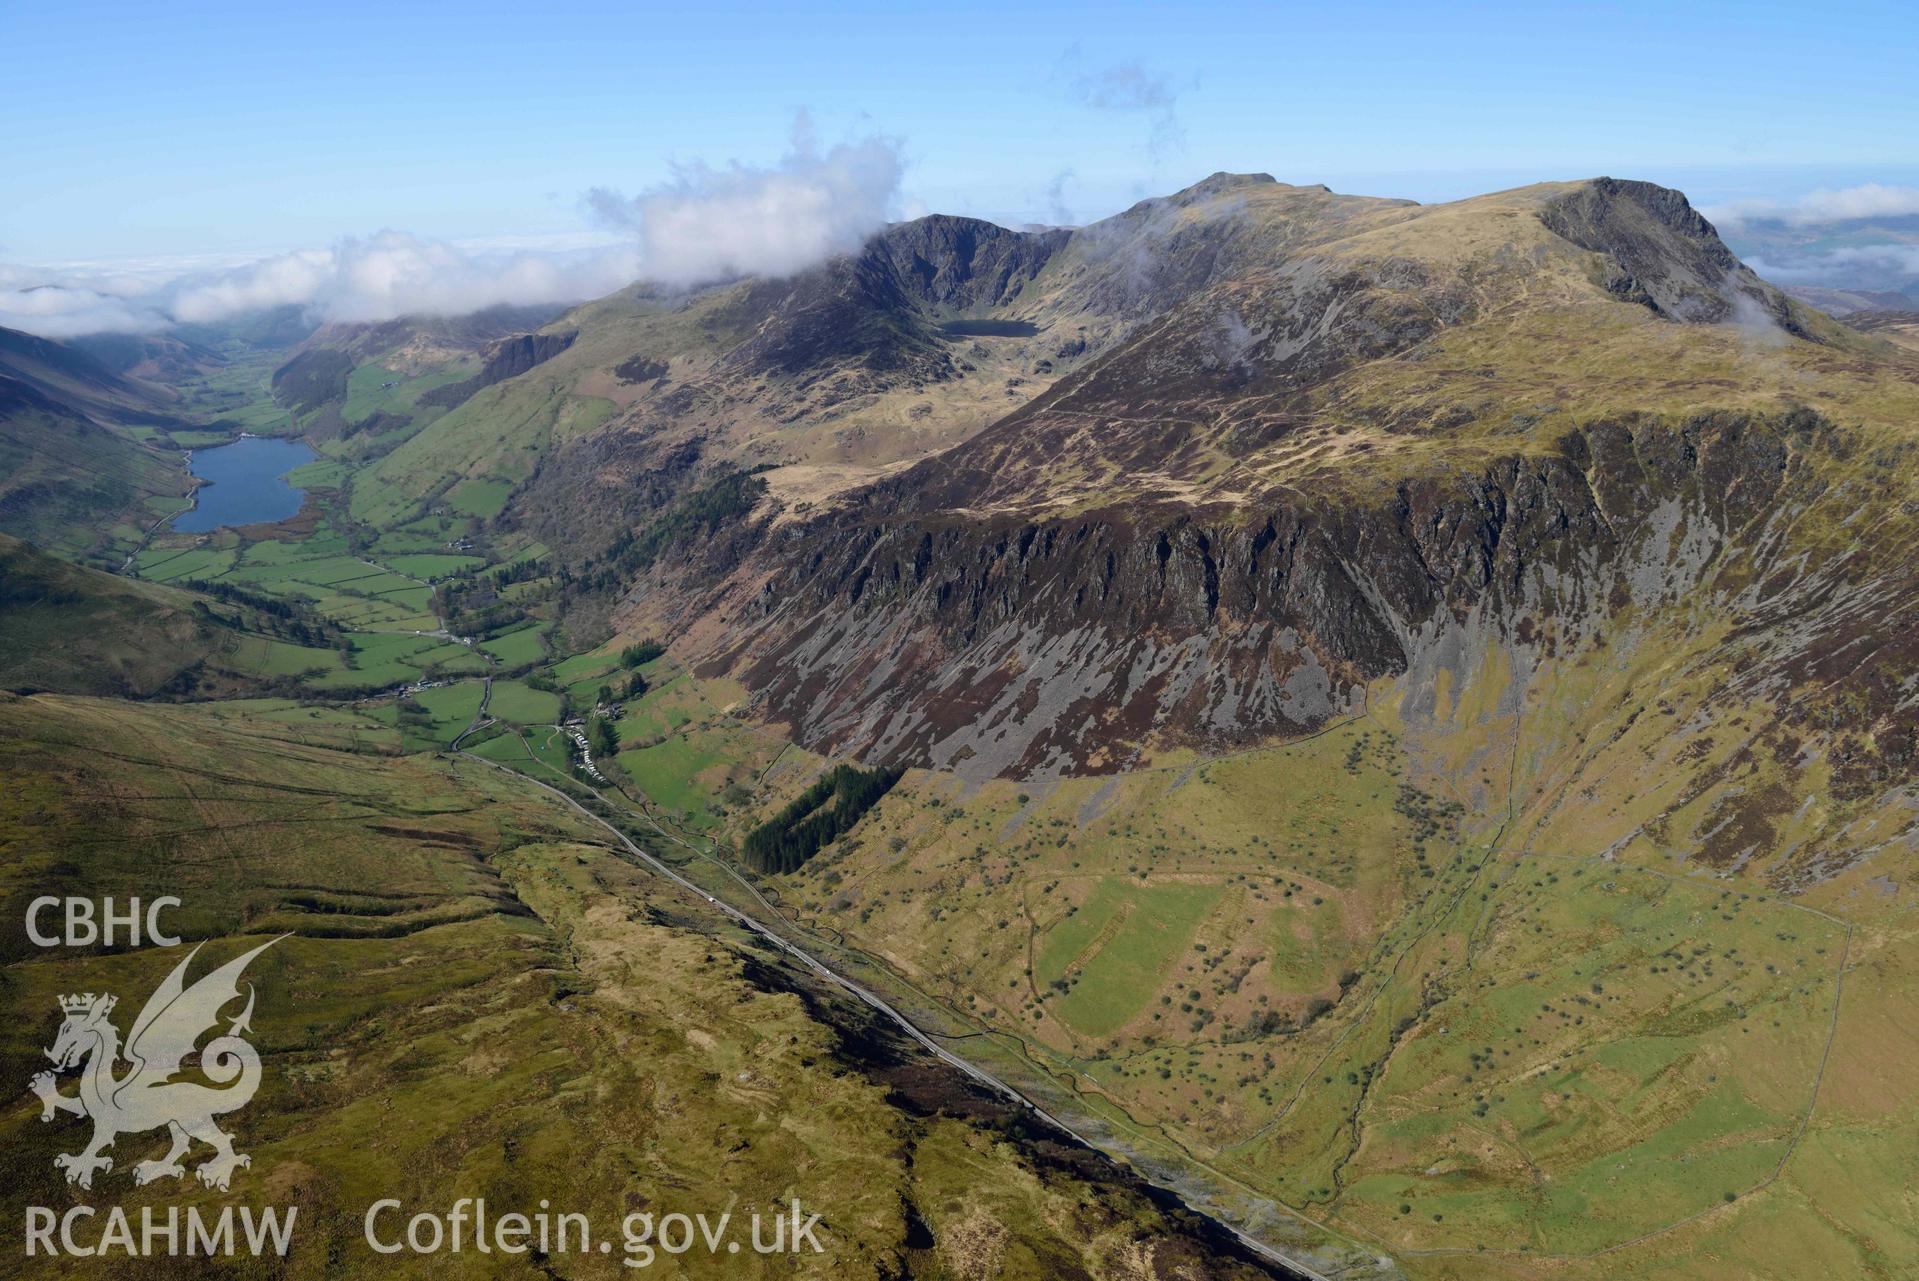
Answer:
1539 178 1800 329
480 330 577 382
715 255 953 385
418 329 578 410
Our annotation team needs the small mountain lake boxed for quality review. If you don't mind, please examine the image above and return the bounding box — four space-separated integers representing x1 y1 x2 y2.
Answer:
172 436 319 532
940 318 1039 337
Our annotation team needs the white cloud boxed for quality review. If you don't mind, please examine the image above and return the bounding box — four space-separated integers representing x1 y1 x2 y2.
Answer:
585 115 907 289
0 233 644 339
1704 182 1919 227
1059 53 1188 160
162 232 643 325
0 117 908 338
1746 243 1919 286
0 283 171 338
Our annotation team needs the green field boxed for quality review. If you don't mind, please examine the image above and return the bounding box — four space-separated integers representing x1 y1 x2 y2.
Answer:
283 458 351 487
611 732 735 824
479 621 548 667
1037 880 1226 1037
133 543 239 583
169 428 239 447
379 552 483 579
331 633 483 689
487 678 562 724
123 506 503 697
470 721 578 778
446 476 513 518
360 679 485 749
136 520 446 632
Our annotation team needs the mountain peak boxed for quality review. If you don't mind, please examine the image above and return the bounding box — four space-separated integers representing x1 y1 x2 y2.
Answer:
1539 176 1796 327
1181 171 1280 198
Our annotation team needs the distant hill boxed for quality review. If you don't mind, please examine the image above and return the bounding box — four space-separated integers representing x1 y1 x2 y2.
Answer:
269 303 569 438
0 323 184 425
69 328 227 382
0 533 337 697
1841 307 1919 352
1783 284 1919 315
0 326 192 559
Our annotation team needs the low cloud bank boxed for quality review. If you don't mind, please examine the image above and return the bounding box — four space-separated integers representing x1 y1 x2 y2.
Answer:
167 233 644 325
1 117 908 339
1704 182 1919 227
1747 243 1919 287
0 279 170 339
0 234 643 340
1702 183 1919 301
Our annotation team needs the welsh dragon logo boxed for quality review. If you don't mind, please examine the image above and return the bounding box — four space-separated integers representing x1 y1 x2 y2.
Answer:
29 937 282 1192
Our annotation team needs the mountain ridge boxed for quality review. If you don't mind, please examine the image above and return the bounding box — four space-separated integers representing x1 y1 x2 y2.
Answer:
557 176 1919 798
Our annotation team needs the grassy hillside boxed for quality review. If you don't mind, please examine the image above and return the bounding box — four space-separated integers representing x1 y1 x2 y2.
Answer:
0 380 191 562
0 323 305 562
0 534 340 697
0 694 1279 1279
265 306 571 458
0 325 184 428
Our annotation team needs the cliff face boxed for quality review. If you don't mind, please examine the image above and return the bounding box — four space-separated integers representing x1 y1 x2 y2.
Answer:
867 214 1070 311
660 409 1907 780
418 329 578 409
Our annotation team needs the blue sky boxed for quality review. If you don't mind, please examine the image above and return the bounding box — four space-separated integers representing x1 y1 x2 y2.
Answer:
5 0 1916 263
2 1 1916 335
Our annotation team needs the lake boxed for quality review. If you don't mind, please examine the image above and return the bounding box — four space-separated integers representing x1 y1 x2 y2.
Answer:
172 436 319 532
940 319 1040 338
